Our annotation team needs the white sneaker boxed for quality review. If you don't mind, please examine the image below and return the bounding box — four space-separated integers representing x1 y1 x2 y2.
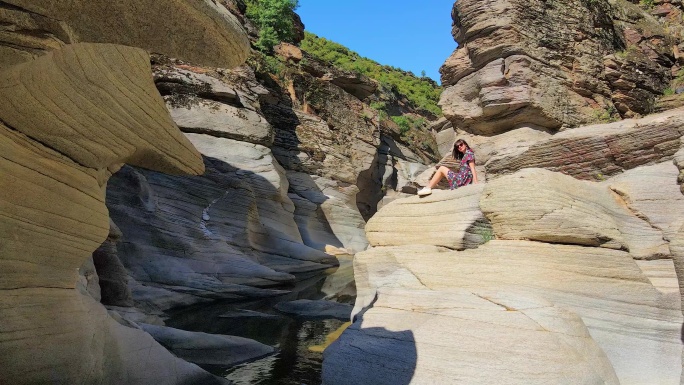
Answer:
417 187 432 196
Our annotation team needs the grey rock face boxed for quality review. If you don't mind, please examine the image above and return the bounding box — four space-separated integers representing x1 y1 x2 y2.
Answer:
105 138 338 311
274 299 353 320
141 324 275 366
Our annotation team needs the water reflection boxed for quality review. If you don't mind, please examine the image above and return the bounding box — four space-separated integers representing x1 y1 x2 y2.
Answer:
165 254 355 384
222 318 347 385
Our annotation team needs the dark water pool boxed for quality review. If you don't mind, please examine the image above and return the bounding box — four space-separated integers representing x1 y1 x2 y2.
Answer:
165 255 355 385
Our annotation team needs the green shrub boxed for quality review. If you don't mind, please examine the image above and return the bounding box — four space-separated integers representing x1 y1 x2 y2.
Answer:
245 0 300 53
476 227 495 243
592 104 618 123
391 116 411 134
246 50 289 84
370 101 388 120
640 0 654 8
391 115 427 134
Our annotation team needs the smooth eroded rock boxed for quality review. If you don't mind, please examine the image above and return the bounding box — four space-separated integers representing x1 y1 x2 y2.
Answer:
140 324 275 367
481 168 670 259
0 0 250 68
0 43 217 385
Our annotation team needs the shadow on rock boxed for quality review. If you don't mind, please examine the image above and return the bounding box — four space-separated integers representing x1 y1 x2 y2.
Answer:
321 307 417 385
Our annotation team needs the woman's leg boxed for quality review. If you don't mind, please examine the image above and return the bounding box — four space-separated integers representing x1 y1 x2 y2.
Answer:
419 166 450 196
428 166 450 188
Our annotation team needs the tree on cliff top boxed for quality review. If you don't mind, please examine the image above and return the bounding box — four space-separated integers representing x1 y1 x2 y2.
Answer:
245 0 300 53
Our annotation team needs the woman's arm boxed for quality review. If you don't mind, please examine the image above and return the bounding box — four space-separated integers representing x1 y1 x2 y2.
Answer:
469 161 478 183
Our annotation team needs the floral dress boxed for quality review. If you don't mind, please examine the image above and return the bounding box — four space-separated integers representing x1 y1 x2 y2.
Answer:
446 149 475 189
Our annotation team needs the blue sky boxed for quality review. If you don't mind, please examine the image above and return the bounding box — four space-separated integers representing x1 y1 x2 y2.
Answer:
296 0 457 84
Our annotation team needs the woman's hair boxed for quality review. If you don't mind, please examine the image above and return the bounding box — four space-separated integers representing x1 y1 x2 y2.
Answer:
452 139 471 160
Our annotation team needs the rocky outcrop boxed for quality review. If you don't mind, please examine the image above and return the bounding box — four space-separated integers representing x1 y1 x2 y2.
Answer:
324 167 683 384
485 107 684 180
0 0 250 68
0 43 226 384
140 324 275 367
482 168 669 259
365 183 488 249
296 50 378 100
439 0 680 134
88 33 437 337
104 133 341 312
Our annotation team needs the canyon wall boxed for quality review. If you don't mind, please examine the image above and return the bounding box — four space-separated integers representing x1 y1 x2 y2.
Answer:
0 1 440 383
0 2 255 384
439 0 684 134
324 0 684 384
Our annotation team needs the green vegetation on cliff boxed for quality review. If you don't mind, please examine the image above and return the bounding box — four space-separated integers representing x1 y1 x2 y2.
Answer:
301 32 442 116
245 0 300 52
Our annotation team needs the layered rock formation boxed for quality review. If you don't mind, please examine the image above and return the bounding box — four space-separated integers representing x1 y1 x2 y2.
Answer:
0 0 250 68
324 166 683 384
439 0 683 134
93 49 438 317
324 1 684 382
0 0 259 383
0 0 441 380
0 43 226 385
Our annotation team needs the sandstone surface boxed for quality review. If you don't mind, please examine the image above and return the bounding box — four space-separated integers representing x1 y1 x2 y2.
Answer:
0 43 223 384
482 168 670 259
325 166 683 384
0 0 250 68
604 161 684 242
439 0 677 133
365 184 488 250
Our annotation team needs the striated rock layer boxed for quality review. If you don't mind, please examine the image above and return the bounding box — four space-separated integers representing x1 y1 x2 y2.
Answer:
0 0 250 68
323 169 683 384
0 44 227 384
439 0 679 134
485 107 684 180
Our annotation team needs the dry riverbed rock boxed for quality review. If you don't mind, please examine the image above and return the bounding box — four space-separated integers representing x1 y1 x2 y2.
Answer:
324 163 683 384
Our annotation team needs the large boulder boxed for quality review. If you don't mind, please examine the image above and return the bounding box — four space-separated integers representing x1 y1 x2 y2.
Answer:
324 166 683 384
481 168 670 259
0 0 250 68
485 107 684 180
365 184 489 250
326 239 681 384
0 44 223 384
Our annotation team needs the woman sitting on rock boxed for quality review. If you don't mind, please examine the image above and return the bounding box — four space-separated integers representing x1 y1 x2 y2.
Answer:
418 139 478 196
